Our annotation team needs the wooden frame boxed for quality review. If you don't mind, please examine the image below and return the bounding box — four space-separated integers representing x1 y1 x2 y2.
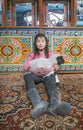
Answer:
2 0 7 25
1 0 83 27
76 0 83 26
42 0 72 27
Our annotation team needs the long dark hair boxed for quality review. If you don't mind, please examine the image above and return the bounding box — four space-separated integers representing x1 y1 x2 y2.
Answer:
33 33 49 58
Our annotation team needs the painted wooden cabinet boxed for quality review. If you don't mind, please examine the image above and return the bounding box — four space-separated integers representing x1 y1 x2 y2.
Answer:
0 0 83 28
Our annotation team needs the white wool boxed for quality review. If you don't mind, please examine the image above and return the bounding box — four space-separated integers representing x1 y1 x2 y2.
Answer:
29 54 60 68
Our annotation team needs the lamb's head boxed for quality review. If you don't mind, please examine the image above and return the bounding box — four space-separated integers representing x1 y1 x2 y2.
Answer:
56 56 64 65
47 54 64 66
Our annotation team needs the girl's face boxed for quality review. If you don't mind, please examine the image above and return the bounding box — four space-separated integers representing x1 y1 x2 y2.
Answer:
35 36 46 51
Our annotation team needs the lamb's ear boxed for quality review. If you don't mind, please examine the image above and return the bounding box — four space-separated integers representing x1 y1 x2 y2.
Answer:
56 56 64 65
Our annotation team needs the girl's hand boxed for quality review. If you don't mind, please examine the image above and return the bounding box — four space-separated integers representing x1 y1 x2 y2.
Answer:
39 64 60 76
28 67 41 75
28 65 60 76
39 67 54 76
54 64 60 71
28 67 52 76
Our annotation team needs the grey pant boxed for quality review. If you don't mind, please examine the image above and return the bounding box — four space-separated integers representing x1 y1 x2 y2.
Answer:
24 72 59 100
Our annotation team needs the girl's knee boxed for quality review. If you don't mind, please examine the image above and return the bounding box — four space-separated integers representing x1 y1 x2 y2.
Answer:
24 73 32 80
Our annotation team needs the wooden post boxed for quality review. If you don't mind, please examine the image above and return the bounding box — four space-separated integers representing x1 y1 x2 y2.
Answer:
71 0 76 26
2 0 7 25
10 0 16 26
39 0 43 26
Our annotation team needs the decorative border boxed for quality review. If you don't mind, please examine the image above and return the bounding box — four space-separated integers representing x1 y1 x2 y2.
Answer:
0 64 83 73
0 27 40 36
44 28 83 37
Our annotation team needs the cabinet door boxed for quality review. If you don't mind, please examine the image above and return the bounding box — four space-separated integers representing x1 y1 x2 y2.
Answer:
0 0 2 25
76 0 83 26
1 0 39 26
43 0 72 27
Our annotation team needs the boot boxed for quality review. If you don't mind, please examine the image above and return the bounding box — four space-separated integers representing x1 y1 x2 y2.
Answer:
44 76 71 116
54 102 71 116
27 88 49 118
47 90 71 116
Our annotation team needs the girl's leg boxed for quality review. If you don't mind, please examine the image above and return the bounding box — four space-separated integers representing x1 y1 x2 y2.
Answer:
24 73 49 118
43 74 71 116
24 72 44 90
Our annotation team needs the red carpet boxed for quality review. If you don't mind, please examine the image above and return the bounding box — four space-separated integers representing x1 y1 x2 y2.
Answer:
0 73 83 130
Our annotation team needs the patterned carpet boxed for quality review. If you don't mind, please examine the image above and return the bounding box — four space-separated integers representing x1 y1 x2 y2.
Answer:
0 73 83 130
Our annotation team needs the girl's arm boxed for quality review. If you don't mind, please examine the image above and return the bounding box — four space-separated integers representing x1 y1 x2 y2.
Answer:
53 64 60 71
23 52 34 71
23 53 45 75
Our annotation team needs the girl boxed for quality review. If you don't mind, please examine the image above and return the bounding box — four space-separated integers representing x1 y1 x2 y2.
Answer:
24 33 71 118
